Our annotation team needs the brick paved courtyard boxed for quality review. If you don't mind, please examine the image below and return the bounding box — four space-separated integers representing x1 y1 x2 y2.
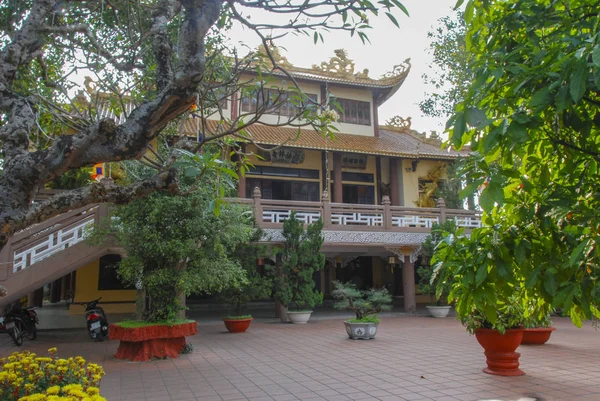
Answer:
1 316 599 401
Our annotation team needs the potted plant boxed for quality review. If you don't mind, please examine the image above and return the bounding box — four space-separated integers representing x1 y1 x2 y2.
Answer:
218 234 272 333
417 221 456 318
272 212 325 324
522 299 556 345
332 281 392 340
433 226 527 376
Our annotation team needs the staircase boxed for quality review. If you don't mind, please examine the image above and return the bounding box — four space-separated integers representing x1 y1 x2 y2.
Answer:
0 202 119 308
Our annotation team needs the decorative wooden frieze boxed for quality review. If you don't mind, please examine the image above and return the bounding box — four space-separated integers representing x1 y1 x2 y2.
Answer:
341 153 368 170
259 147 305 164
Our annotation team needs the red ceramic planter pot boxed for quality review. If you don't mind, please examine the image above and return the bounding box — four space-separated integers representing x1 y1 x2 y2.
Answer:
110 322 197 362
223 318 253 333
474 328 525 376
522 327 556 345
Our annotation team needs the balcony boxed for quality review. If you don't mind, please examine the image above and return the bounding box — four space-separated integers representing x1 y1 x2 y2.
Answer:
229 188 481 234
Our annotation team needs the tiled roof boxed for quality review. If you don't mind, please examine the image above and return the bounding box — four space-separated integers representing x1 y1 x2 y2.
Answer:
192 120 465 160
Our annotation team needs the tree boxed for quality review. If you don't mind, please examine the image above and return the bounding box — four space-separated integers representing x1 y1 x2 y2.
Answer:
91 163 254 322
0 0 410 252
444 0 600 325
419 11 471 120
273 212 325 311
216 229 272 317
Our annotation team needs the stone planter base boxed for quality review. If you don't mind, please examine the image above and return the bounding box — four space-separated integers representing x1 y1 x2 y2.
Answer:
110 322 197 362
426 306 452 318
522 327 556 345
344 321 378 340
287 311 312 324
475 328 524 376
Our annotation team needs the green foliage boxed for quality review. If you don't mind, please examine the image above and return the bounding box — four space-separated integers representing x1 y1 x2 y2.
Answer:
272 213 325 310
46 167 93 190
115 319 194 329
417 220 457 305
216 229 272 316
447 0 600 327
347 315 380 324
419 11 471 119
332 281 392 320
223 315 252 320
90 182 253 323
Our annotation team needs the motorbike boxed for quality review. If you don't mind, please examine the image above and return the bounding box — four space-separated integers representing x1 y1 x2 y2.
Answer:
81 298 109 341
1 304 38 346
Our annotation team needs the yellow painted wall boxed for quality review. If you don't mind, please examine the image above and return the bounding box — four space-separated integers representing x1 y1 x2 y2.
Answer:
69 259 136 315
235 75 376 137
245 144 323 194
328 85 374 137
402 159 451 207
381 157 390 184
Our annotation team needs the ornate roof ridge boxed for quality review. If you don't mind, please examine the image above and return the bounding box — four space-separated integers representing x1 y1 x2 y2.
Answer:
256 45 411 88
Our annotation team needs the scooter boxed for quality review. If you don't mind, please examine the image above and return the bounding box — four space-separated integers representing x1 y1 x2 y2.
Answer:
81 298 109 341
1 304 38 346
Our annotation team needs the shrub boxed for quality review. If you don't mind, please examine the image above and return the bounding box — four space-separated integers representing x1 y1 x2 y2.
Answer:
0 348 105 400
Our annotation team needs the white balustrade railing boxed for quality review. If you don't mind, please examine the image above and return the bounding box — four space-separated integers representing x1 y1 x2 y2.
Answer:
331 212 383 226
12 216 95 273
263 210 321 224
392 215 439 228
453 216 483 228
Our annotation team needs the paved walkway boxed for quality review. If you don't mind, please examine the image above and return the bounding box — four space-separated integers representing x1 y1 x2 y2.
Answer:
1 316 598 401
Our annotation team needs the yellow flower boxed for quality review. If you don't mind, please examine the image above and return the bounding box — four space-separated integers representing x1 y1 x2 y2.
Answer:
47 348 57 355
46 386 61 395
86 387 100 395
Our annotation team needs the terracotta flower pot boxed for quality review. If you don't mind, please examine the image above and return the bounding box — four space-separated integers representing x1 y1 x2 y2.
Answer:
223 317 253 333
522 327 556 345
474 328 525 376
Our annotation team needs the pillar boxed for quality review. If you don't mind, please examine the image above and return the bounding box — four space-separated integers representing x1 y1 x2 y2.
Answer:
390 158 400 206
402 255 416 314
50 279 61 303
60 275 69 301
27 288 43 308
333 152 343 203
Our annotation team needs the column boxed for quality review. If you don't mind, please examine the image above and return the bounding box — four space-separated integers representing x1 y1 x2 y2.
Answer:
402 254 416 314
50 279 61 304
238 172 246 198
333 152 343 203
60 275 69 301
390 158 400 206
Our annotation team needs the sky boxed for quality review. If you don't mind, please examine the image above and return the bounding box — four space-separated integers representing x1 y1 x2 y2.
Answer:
226 0 459 135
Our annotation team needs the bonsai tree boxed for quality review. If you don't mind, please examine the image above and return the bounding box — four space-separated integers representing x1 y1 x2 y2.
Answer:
417 220 457 306
217 231 273 319
332 281 392 323
273 212 325 311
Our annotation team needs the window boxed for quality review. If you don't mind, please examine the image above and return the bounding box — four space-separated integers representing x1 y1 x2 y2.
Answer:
247 179 320 202
330 184 375 204
241 89 317 116
329 172 374 183
331 98 371 126
248 166 319 179
97 254 133 291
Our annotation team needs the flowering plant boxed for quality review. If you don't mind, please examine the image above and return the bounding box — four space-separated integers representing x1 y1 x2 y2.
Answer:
0 348 106 401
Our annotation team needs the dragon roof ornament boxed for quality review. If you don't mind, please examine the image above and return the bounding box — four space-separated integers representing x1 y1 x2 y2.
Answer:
384 115 443 146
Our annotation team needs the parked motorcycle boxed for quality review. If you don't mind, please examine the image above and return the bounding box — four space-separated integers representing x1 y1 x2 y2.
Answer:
1 304 38 346
81 298 109 341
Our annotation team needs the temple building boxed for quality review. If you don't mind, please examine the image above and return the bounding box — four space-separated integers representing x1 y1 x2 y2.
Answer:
0 49 480 314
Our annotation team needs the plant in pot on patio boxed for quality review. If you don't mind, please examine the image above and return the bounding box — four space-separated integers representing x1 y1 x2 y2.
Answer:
332 281 392 340
417 220 457 318
217 232 272 333
89 154 253 361
521 298 556 345
271 212 325 324
432 225 530 376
